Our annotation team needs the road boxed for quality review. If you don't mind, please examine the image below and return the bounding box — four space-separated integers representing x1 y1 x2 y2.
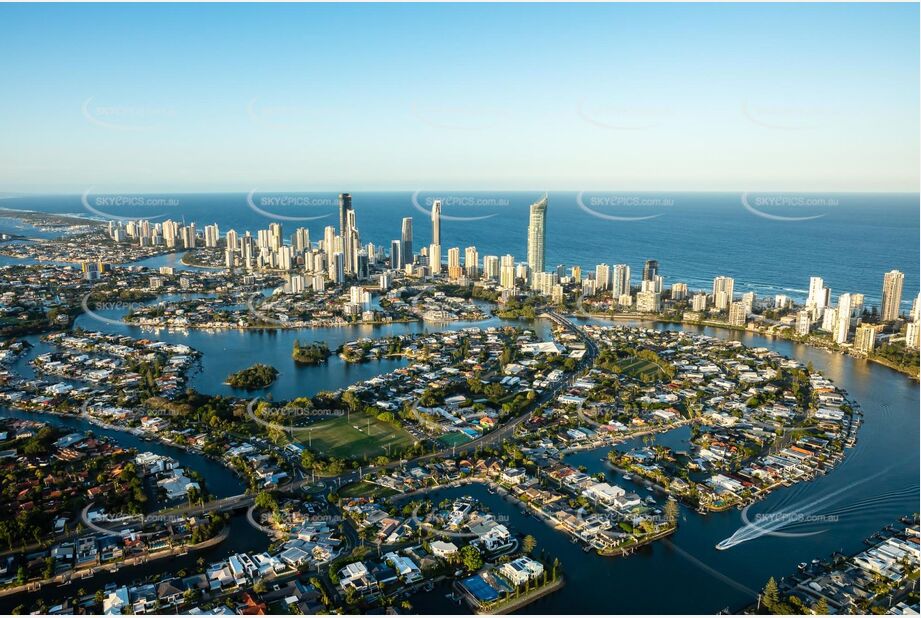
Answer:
181 309 598 510
6 310 601 551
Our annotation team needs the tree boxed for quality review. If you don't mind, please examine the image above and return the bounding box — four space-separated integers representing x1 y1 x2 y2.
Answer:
254 491 278 513
664 498 679 526
522 535 537 555
762 577 780 611
460 545 483 572
811 597 829 615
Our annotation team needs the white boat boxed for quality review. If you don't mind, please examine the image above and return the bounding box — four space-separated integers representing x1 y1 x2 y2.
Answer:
622 474 632 481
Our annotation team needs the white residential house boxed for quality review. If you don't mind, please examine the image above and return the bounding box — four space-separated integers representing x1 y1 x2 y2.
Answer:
430 540 458 558
499 556 544 586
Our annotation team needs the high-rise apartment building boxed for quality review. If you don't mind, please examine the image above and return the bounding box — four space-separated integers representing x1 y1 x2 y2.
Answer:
642 259 659 282
464 246 479 279
833 293 851 344
595 264 611 291
447 247 462 280
431 199 442 247
712 276 735 311
401 218 413 267
338 193 352 237
671 282 688 301
500 254 516 289
613 264 631 297
483 255 499 280
854 323 877 355
881 270 904 322
527 194 548 274
428 243 442 275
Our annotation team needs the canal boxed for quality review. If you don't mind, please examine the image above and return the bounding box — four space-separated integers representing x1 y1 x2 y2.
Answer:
1 285 917 613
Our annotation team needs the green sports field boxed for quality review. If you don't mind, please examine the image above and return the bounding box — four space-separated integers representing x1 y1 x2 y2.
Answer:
285 412 416 459
619 356 669 382
438 431 473 447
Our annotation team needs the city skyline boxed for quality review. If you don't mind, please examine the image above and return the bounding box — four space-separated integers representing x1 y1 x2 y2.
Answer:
0 2 917 616
96 201 918 323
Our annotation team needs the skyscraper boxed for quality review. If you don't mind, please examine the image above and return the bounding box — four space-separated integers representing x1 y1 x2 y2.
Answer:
854 323 877 355
447 247 461 280
613 264 631 297
595 264 611 291
833 293 851 344
343 209 359 275
881 270 904 322
332 251 345 284
712 276 735 311
728 301 748 327
431 199 442 247
527 194 548 274
643 259 659 282
483 255 499 280
390 240 402 270
428 243 442 275
401 217 413 267
671 282 688 301
500 254 516 289
338 193 352 237
806 276 830 321
464 246 479 279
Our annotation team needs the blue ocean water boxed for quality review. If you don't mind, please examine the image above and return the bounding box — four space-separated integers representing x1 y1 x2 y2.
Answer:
2 191 917 307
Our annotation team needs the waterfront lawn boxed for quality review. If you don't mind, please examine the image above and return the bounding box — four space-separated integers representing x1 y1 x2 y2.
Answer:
286 412 415 459
339 481 398 499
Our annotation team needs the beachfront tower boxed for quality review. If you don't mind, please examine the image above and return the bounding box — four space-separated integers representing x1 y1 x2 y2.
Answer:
527 194 548 275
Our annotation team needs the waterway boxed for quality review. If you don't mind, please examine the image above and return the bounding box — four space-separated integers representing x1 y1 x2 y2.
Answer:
397 318 920 614
0 406 262 613
70 294 552 401
0 290 917 613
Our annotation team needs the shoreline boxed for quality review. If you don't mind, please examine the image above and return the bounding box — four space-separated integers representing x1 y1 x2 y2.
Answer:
0 525 230 598
567 311 919 380
474 575 566 615
124 316 424 330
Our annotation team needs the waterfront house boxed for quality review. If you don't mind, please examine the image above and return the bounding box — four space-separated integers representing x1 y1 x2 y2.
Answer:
103 587 130 615
499 556 544 586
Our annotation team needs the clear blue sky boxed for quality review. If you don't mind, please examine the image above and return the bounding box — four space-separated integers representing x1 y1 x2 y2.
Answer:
0 2 917 193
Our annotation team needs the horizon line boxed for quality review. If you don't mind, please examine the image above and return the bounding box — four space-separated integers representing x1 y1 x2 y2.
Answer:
2 189 919 198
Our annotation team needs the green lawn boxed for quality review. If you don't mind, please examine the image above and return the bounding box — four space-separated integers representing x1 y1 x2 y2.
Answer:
619 357 668 382
286 411 416 460
438 431 473 447
339 481 399 499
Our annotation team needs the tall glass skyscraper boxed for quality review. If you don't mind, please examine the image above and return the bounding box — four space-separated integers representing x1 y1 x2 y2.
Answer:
643 259 659 282
338 193 352 236
431 199 442 247
401 217 413 267
527 194 548 274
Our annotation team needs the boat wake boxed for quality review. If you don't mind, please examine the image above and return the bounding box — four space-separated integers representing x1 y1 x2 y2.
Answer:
715 468 891 551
